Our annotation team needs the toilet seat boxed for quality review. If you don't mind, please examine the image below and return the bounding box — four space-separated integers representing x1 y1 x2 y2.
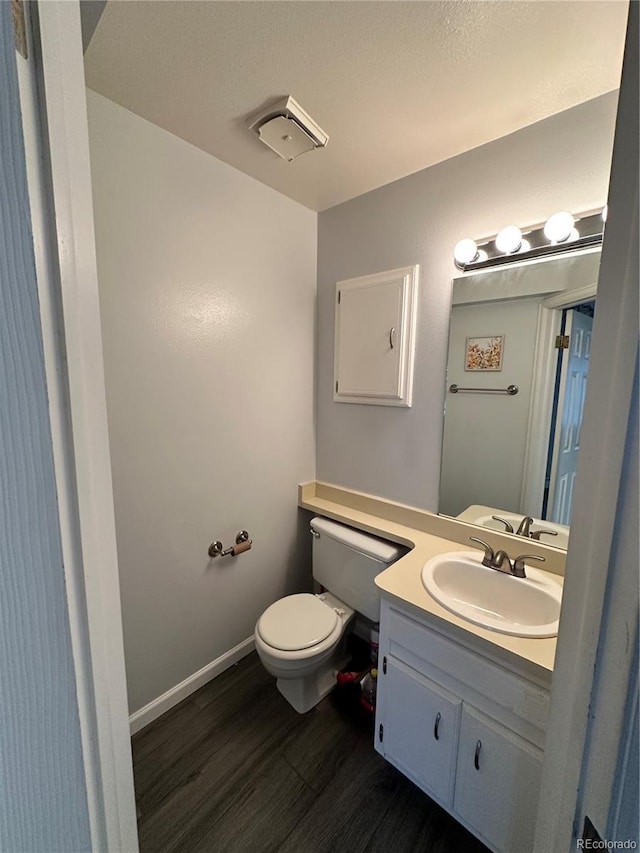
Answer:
257 593 339 652
254 591 356 711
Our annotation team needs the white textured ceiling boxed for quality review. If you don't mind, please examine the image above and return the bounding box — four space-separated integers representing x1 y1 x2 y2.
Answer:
84 1 628 212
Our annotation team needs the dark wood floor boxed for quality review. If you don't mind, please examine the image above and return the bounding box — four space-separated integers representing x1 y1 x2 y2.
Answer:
133 652 490 853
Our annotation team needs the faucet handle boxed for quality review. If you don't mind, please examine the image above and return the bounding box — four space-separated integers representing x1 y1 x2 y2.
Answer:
511 553 545 578
491 515 514 534
530 528 559 541
469 537 495 567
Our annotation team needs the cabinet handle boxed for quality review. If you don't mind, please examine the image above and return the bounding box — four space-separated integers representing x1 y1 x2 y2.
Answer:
474 739 482 771
389 327 395 349
434 711 441 740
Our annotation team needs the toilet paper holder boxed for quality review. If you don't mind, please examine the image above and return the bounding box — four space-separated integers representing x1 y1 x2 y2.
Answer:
208 530 252 559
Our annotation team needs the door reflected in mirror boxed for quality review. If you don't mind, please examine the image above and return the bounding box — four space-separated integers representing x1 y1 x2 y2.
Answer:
438 249 601 551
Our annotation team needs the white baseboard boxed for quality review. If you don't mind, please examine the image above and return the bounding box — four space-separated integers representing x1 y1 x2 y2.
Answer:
129 636 256 735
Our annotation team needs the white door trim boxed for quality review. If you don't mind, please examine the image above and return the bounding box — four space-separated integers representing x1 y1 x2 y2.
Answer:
544 309 573 522
25 3 138 850
520 283 598 517
542 281 598 310
519 303 561 516
23 1 635 850
533 4 638 848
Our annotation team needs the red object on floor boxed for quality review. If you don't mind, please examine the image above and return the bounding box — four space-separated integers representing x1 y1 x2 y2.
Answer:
336 670 365 686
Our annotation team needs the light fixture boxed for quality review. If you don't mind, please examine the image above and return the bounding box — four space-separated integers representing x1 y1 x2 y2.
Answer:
543 211 575 244
495 226 523 254
452 208 604 271
453 238 480 267
602 204 608 222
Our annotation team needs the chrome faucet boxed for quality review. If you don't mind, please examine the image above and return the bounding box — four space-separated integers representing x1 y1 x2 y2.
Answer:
515 516 534 537
494 514 559 543
470 537 545 579
490 549 513 573
493 514 556 542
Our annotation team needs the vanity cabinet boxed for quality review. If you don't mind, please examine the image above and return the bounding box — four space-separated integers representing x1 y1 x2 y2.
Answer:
454 705 543 853
383 658 461 806
375 598 550 853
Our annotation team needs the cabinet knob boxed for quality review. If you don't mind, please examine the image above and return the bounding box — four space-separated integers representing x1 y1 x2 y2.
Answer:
474 739 482 771
434 712 441 740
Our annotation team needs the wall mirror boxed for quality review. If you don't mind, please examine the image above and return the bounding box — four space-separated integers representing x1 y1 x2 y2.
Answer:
438 248 602 551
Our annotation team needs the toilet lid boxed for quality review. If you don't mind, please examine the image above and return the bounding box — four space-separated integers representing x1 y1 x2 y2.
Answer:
257 594 339 651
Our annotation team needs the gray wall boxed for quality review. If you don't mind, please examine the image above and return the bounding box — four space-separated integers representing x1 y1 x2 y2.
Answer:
439 296 541 517
317 92 618 509
88 91 317 713
0 4 91 849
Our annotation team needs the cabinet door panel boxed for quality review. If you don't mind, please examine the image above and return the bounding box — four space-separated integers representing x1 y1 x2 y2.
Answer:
338 280 402 397
455 705 543 853
382 657 461 806
334 265 418 406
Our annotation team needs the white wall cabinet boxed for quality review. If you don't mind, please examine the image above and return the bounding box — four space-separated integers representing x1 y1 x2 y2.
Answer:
375 598 550 853
334 266 418 406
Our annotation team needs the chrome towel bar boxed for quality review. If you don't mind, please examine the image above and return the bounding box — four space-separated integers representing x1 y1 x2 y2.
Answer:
449 383 519 396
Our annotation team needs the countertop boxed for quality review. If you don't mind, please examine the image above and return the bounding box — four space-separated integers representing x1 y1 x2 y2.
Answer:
299 481 565 678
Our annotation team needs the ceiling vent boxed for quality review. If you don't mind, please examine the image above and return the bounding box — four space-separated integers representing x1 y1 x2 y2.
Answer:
246 96 329 162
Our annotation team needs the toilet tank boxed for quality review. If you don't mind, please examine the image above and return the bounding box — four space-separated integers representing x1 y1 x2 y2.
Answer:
310 516 405 622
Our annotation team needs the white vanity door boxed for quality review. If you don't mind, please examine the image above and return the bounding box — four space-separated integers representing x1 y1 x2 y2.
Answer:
381 657 461 807
454 704 543 853
333 266 418 406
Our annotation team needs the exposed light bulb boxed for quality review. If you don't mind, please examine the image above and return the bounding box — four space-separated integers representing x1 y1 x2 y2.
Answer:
544 211 575 244
495 226 523 255
566 227 579 243
453 238 479 267
476 249 488 263
602 204 608 223
518 239 531 253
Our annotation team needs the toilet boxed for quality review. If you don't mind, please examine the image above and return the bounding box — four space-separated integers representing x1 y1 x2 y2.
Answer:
255 516 404 713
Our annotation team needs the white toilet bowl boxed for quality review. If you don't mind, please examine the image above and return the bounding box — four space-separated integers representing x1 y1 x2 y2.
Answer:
255 516 404 713
255 591 354 713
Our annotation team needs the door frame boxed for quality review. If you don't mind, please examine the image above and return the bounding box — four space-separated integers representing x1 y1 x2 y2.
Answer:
19 3 138 850
534 3 638 847
22 2 636 852
519 283 597 518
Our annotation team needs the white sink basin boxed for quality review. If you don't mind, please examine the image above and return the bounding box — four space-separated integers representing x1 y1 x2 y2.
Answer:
422 551 562 638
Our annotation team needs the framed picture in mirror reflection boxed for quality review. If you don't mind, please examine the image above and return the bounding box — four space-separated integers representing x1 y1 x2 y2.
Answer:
464 335 504 371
